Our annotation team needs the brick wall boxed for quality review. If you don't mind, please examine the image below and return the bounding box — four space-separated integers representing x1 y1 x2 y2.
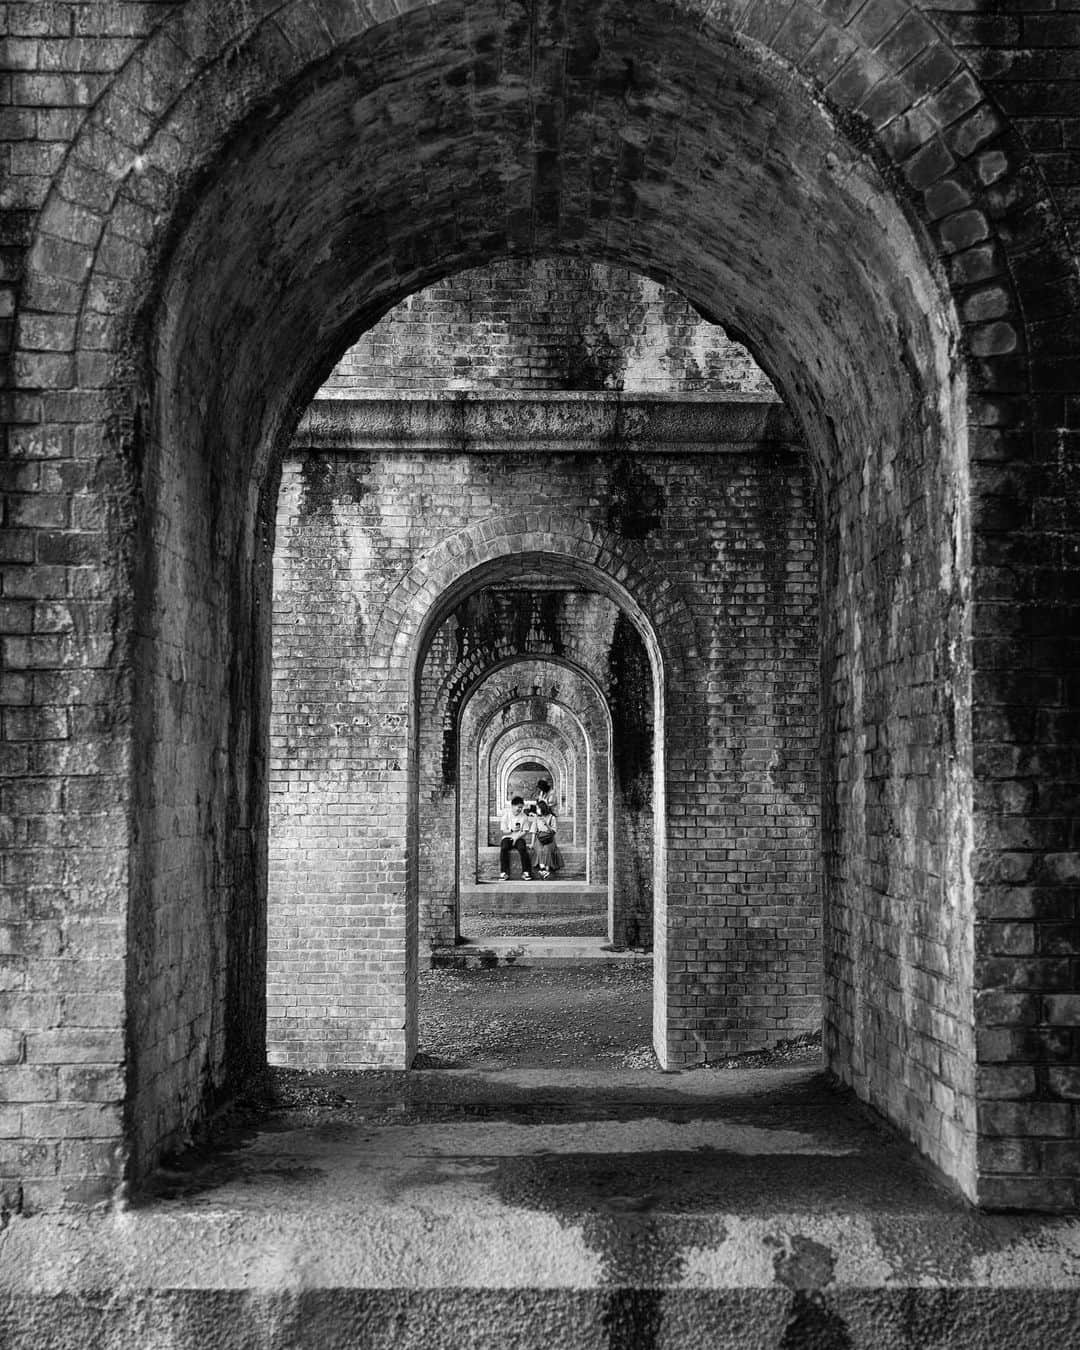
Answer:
267 398 821 1066
320 258 777 398
821 391 975 1187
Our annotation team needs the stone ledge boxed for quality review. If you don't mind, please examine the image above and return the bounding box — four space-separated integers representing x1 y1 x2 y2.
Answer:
3 1061 1080 1348
461 882 607 917
293 393 800 454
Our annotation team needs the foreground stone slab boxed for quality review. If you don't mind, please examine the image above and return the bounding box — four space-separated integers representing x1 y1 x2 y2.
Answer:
460 881 608 918
2 1067 1078 1347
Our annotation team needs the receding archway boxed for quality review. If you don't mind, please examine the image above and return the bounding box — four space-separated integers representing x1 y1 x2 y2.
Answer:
402 541 674 1065
501 758 557 814
459 659 615 942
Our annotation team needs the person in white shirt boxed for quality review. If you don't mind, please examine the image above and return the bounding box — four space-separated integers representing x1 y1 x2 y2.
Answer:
499 796 532 880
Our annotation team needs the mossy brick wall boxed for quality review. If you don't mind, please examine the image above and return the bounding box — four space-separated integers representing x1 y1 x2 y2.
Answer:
267 412 820 1065
320 258 777 398
821 406 975 1181
1 0 1078 1210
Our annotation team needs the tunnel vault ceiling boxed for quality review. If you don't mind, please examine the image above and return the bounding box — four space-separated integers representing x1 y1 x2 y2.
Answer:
152 0 958 492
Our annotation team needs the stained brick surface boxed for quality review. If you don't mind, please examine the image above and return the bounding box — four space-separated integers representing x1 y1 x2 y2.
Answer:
321 258 776 397
267 409 820 1067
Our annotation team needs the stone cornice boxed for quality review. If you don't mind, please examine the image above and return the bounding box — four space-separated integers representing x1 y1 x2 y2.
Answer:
291 392 800 454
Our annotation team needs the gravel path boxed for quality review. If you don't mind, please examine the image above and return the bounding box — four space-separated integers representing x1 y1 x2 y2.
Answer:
417 964 823 1072
417 964 658 1069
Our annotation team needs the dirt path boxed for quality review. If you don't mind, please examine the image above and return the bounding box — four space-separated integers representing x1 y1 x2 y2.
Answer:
417 964 658 1069
417 965 821 1072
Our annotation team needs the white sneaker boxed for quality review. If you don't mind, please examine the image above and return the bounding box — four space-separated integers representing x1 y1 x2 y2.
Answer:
499 872 508 880
522 872 531 880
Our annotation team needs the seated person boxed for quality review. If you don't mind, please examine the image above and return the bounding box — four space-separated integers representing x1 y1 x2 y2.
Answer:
498 796 532 880
530 801 561 878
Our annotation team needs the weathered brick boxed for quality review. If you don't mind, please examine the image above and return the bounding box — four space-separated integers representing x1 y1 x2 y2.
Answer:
979 1100 1074 1137
1045 995 1080 1025
24 1028 124 1065
57 1138 125 1179
0 1066 58 1103
3 705 67 740
57 1064 124 1101
0 1031 24 1065
976 1064 1036 1099
979 1174 1074 1211
20 1103 121 1139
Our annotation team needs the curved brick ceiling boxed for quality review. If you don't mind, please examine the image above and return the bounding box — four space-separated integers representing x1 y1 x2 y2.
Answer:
154 0 956 483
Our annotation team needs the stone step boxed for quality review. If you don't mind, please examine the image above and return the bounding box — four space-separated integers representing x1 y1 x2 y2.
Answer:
431 935 652 968
461 881 606 917
476 845 586 882
6 1061 1073 1348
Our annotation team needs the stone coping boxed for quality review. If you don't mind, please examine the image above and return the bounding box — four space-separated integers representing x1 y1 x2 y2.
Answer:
293 393 800 454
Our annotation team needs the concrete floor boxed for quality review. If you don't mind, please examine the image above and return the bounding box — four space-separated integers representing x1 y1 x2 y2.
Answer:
4 964 1080 1347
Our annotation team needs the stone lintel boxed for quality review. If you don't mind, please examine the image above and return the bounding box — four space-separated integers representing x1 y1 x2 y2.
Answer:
292 392 800 454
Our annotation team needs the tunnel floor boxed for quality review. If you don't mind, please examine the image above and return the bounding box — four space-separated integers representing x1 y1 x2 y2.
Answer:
416 962 660 1069
5 967 1080 1348
413 959 820 1071
5 1060 1080 1350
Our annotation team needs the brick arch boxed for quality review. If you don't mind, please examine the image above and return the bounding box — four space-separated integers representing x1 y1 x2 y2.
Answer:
375 513 693 686
10 0 1029 494
16 0 1064 407
416 584 626 790
5 0 1075 1208
492 732 574 823
409 551 666 965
